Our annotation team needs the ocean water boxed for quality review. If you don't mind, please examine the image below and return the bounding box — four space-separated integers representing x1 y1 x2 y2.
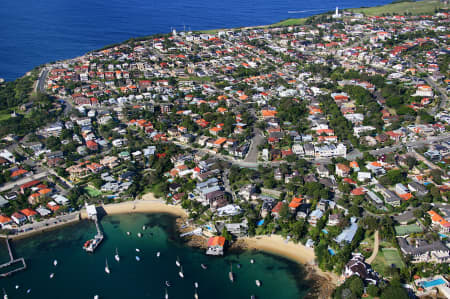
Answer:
0 0 393 81
0 213 312 299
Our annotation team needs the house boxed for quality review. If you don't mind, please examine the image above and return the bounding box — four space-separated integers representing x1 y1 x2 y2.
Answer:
336 163 350 177
344 253 379 285
308 209 324 227
206 236 226 256
374 184 400 207
11 212 27 225
335 217 359 244
398 237 449 264
0 215 13 228
271 202 284 218
20 208 38 222
428 210 450 233
289 196 303 212
328 214 342 226
316 164 329 177
408 182 428 196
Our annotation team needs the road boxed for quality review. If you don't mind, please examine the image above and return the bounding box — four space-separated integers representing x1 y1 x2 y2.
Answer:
36 68 49 92
366 230 379 265
0 171 50 192
244 127 264 163
369 132 450 156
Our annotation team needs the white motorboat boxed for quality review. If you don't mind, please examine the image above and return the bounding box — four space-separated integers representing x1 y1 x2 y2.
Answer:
3 288 7 299
126 231 131 236
49 273 54 279
255 280 261 287
105 259 110 274
250 295 256 299
137 233 142 238
229 264 234 283
14 285 19 290
165 288 168 299
136 248 140 252
156 251 160 258
94 296 99 299
53 259 58 266
115 248 120 262
175 256 180 267
136 256 141 262
194 289 198 299
26 289 31 294
142 225 146 230
250 259 254 264
179 266 184 278
194 282 199 288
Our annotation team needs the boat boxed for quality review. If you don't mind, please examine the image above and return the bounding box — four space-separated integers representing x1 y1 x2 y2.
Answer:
194 289 198 299
255 280 261 287
126 232 131 236
200 264 207 270
194 282 199 288
105 259 110 274
53 259 58 266
26 289 31 294
237 264 241 269
165 288 169 299
250 296 256 299
136 256 141 262
3 288 7 299
114 248 120 262
15 285 19 289
49 273 54 279
137 233 142 238
165 280 171 287
179 266 184 278
136 248 141 252
175 256 180 267
250 259 254 264
228 264 234 283
94 296 99 299
156 251 160 258
142 225 146 230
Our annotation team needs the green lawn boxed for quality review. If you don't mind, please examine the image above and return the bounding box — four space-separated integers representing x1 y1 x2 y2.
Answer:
270 18 308 27
85 186 102 197
349 0 446 16
382 248 405 268
372 247 404 276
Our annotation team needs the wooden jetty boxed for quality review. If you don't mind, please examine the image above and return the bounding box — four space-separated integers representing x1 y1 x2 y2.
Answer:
0 238 26 278
83 204 104 253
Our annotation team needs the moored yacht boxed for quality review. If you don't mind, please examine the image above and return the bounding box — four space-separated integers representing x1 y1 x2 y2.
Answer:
105 259 110 274
114 248 120 262
255 280 261 287
179 266 184 278
175 256 180 267
53 259 58 266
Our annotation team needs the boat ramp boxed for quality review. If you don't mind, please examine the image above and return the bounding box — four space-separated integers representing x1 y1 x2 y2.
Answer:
0 238 26 278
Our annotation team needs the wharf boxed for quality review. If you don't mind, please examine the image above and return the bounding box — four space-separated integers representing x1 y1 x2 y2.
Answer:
83 213 104 253
0 238 26 277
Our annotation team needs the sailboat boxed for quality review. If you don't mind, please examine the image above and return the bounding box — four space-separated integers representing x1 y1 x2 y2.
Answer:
126 231 131 236
142 225 147 230
194 288 199 299
105 259 110 274
165 288 169 299
53 259 58 266
165 281 171 287
156 251 160 258
178 266 184 278
3 288 7 299
115 248 120 262
136 248 141 252
200 264 207 270
255 280 261 287
137 233 142 238
94 295 99 299
136 256 141 262
49 273 54 279
228 264 234 282
250 259 254 264
175 256 180 267
194 282 199 288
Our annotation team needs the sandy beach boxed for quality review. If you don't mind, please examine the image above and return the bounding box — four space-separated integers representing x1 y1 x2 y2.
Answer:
80 193 188 219
238 235 340 293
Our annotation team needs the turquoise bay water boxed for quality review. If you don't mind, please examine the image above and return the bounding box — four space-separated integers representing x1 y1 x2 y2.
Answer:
0 214 311 298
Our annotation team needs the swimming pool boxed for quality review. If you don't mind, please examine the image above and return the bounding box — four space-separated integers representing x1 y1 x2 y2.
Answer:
328 248 336 256
421 278 446 288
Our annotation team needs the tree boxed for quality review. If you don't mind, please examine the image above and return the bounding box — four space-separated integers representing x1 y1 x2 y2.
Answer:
367 284 380 297
279 203 289 220
348 275 364 297
380 286 409 299
405 156 417 170
221 227 232 242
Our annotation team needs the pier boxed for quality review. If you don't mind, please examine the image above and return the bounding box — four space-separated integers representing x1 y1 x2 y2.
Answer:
180 228 202 237
0 238 27 278
83 204 104 253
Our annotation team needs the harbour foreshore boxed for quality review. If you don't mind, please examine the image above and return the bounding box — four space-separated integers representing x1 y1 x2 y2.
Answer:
2 192 338 293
